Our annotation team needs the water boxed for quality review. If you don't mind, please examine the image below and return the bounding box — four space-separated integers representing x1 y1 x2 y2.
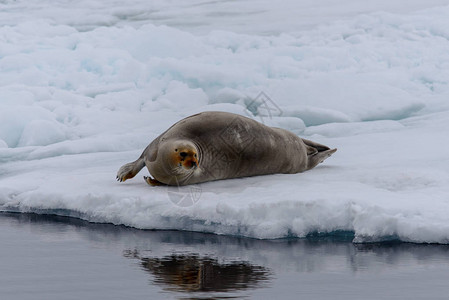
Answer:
1 212 449 299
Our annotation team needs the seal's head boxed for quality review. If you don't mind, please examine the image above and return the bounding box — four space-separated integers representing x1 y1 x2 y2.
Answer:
170 141 199 171
151 139 200 185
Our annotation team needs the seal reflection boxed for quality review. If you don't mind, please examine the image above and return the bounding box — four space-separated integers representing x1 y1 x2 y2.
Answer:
124 251 271 293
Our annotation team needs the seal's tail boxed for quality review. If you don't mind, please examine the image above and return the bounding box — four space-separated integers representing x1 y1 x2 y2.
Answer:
116 158 145 182
302 138 337 170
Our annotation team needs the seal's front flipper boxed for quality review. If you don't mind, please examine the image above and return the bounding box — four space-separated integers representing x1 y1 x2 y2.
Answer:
117 158 146 182
144 176 165 186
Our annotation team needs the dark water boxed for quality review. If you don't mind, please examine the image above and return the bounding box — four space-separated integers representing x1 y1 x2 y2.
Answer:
1 212 449 300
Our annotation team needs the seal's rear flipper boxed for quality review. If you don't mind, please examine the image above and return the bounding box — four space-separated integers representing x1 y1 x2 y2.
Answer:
307 148 337 170
302 138 331 152
302 138 337 170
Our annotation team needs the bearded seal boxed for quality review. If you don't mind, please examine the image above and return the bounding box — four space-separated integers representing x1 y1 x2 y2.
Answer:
116 111 336 186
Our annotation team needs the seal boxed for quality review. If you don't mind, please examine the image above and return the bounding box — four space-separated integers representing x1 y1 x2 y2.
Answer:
116 111 337 186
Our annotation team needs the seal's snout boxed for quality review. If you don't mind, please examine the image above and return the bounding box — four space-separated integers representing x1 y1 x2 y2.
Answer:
182 158 197 170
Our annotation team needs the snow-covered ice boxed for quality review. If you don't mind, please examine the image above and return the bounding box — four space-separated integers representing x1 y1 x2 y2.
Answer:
1 0 449 243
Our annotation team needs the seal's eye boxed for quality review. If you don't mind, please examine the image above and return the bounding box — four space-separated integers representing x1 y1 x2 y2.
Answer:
180 152 187 158
175 149 178 152
194 154 197 158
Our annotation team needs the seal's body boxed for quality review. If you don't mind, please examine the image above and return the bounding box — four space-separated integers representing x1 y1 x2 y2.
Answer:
117 111 336 186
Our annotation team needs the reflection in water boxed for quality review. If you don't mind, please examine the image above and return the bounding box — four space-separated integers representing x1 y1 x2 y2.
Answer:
124 251 271 293
3 212 449 299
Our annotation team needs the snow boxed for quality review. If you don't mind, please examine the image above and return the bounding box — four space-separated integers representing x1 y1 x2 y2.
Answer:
1 0 449 244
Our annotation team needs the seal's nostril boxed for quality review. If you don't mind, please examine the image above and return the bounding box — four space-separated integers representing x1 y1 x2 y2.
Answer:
180 152 187 158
